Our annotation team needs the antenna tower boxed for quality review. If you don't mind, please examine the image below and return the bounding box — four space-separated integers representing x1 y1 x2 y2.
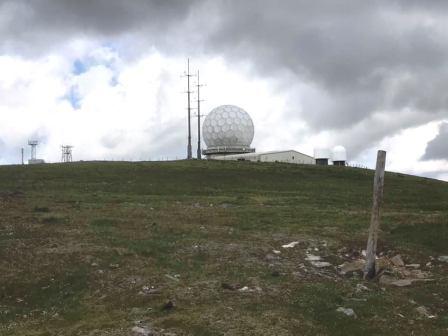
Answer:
28 140 38 160
196 70 205 160
183 59 194 160
61 145 73 163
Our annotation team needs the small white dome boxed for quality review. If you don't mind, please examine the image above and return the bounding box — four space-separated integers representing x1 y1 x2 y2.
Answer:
332 146 347 161
203 105 254 148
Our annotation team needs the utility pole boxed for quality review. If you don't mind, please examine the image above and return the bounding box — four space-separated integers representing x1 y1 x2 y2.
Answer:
21 148 24 165
196 70 204 160
185 59 193 160
364 150 387 279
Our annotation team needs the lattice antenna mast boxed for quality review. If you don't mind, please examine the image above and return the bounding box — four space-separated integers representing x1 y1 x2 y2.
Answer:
61 145 73 163
196 70 205 160
28 140 38 160
182 59 195 160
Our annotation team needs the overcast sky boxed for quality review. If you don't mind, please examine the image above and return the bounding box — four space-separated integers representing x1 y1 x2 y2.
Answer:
0 0 447 180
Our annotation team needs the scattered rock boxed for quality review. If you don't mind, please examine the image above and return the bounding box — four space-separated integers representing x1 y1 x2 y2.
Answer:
305 254 321 261
109 263 119 269
437 256 448 263
355 284 370 292
164 274 180 282
390 279 413 287
272 250 281 255
339 260 365 275
282 241 300 249
310 261 331 268
391 255 405 267
139 286 160 296
336 307 357 318
405 264 420 269
379 274 432 287
238 286 262 293
415 306 436 319
132 326 154 336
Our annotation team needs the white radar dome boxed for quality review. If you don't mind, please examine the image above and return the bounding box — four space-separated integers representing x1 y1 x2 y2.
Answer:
332 146 347 161
203 105 254 148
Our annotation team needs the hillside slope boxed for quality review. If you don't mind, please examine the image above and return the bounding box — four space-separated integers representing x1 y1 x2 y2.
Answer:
0 161 447 335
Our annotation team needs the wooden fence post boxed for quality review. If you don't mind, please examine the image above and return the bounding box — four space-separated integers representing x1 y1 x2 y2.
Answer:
364 150 387 280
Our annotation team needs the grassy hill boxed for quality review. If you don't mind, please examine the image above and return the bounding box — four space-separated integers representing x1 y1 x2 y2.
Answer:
0 160 447 335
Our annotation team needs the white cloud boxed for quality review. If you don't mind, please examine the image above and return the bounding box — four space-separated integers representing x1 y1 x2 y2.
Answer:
0 38 446 182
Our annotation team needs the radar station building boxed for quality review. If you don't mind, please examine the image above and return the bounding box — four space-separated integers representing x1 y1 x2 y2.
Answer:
214 150 315 164
202 105 315 165
201 104 345 166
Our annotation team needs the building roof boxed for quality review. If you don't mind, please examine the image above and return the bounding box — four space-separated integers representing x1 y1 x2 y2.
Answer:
215 149 314 160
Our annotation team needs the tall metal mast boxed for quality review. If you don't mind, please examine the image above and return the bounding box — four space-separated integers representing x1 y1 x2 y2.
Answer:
186 59 193 160
196 70 203 160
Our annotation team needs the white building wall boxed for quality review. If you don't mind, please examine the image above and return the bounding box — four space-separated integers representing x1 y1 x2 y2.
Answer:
259 151 315 164
210 150 315 165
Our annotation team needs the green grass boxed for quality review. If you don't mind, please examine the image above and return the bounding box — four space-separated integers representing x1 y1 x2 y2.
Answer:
0 160 447 335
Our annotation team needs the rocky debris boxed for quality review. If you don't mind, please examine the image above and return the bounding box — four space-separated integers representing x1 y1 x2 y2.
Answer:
238 286 262 293
138 286 161 296
390 254 405 267
437 256 448 263
310 261 332 268
355 284 371 292
132 326 157 336
305 254 321 261
132 326 148 335
415 306 436 319
379 276 413 287
282 241 300 249
304 254 332 268
272 250 281 255
406 264 420 269
338 260 365 275
336 307 357 318
164 274 180 282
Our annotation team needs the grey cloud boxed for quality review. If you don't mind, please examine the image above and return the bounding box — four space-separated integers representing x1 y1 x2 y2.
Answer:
0 0 202 55
422 122 448 161
205 1 448 122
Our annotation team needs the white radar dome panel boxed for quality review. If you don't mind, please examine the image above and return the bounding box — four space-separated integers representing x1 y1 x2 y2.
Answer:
203 105 254 148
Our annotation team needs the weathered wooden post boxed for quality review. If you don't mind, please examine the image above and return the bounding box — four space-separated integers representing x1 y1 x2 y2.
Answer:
364 150 386 280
